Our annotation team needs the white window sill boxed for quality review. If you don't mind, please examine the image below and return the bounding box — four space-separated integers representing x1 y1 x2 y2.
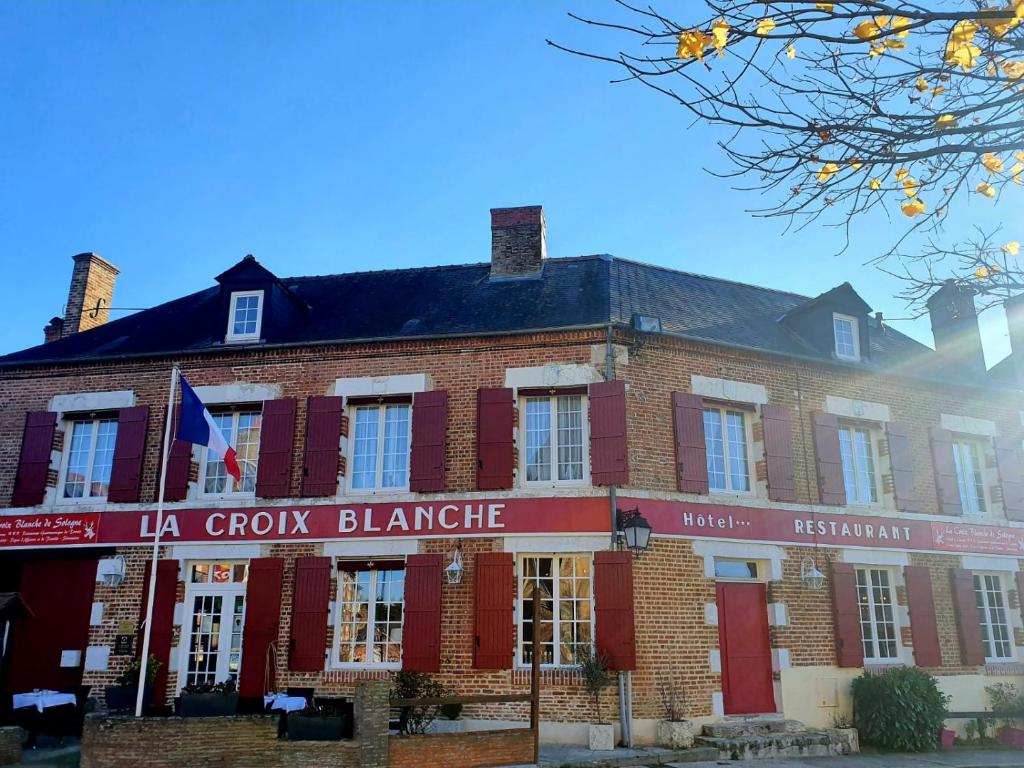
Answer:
198 493 257 501
522 481 590 489
56 496 109 506
709 488 755 498
331 663 401 671
346 487 411 496
224 336 262 345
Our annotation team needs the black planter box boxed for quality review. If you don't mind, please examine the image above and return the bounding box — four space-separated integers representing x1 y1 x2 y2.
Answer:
287 714 347 741
105 685 152 713
176 692 240 717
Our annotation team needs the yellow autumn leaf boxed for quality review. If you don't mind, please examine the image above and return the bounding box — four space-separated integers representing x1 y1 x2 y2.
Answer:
902 177 920 197
895 168 910 181
850 160 863 170
915 77 929 92
817 162 840 182
982 153 1004 173
1012 162 1024 176
891 17 912 37
816 2 835 11
979 8 1020 38
933 86 946 97
677 29 712 60
945 20 981 70
868 44 886 58
935 114 957 128
1003 241 1021 256
975 266 990 279
884 38 906 49
977 181 996 198
869 178 882 190
711 19 729 56
901 198 926 217
756 17 776 36
853 19 885 39
1016 151 1024 162
786 43 797 59
1002 61 1024 79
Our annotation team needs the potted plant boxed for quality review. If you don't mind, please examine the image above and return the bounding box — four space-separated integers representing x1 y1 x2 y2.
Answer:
390 671 450 735
176 679 239 717
105 656 161 713
288 702 348 741
432 702 466 734
655 678 693 749
577 648 614 751
987 683 1024 747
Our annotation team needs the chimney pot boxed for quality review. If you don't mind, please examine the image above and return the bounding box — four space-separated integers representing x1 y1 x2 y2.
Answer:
490 205 546 278
926 280 986 374
43 317 64 344
62 252 119 337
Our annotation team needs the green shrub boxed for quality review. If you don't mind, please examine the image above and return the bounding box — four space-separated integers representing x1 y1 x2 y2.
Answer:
390 671 450 734
851 667 949 752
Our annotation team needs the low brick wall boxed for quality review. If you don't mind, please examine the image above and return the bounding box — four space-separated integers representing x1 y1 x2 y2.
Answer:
389 728 535 768
0 727 21 767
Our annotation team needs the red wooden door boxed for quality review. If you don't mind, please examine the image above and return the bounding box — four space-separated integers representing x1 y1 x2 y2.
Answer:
716 582 775 715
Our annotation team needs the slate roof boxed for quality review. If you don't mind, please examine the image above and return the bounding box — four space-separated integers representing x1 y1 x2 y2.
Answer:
0 254 965 384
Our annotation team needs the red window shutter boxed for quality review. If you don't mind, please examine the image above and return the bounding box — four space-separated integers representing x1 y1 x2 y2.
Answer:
410 391 448 493
476 388 515 491
1016 572 1024 626
289 556 331 672
12 411 56 506
589 380 629 486
402 554 443 672
107 406 150 503
238 558 284 697
762 405 797 502
830 562 864 667
930 427 963 515
903 566 942 667
886 423 920 513
672 392 707 494
163 405 191 502
301 396 343 497
994 437 1024 521
255 398 297 498
594 551 636 671
950 568 985 666
473 552 514 669
137 559 179 705
812 412 846 506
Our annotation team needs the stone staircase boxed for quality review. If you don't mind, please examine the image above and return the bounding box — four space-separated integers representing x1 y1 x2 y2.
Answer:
694 717 859 760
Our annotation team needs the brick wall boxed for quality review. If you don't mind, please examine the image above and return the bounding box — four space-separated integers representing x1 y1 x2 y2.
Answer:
389 729 534 768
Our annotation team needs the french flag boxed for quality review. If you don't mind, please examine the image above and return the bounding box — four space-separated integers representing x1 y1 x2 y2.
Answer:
177 374 241 483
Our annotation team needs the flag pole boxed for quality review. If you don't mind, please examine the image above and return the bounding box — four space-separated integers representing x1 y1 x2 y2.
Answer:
135 365 179 718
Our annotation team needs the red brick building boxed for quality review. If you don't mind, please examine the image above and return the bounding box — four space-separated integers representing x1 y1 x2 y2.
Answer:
1 206 1023 744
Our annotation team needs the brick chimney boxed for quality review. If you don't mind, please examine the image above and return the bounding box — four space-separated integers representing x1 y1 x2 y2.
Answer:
43 317 64 344
926 280 986 374
490 206 546 278
62 252 119 337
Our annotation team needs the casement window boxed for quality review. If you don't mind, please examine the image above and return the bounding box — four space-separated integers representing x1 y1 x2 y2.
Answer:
350 403 411 491
521 395 588 485
518 554 593 667
974 573 1014 661
833 313 860 361
226 290 263 342
335 565 405 668
838 424 880 505
59 417 119 501
181 561 248 688
855 568 899 661
201 410 262 495
703 406 750 493
953 438 988 514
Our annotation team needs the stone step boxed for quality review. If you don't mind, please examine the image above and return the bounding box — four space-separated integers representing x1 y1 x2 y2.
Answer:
700 718 805 739
694 728 858 761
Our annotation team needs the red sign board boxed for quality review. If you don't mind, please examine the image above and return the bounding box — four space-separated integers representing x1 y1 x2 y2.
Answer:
0 513 101 547
930 521 1024 556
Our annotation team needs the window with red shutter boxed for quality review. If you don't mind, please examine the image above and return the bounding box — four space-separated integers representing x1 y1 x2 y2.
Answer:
107 406 150 503
255 399 297 498
402 554 442 671
830 562 864 667
238 558 284 697
903 566 942 667
812 412 846 506
301 396 343 497
594 551 636 671
994 437 1024 521
762 405 797 502
672 392 708 494
589 380 629 486
163 405 192 502
950 568 985 666
12 411 57 507
886 423 920 513
1016 572 1024 627
289 556 331 672
137 559 179 705
473 552 514 669
410 392 448 493
476 388 514 490
930 428 963 516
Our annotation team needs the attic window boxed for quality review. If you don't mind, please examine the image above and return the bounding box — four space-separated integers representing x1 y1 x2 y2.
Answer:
227 291 263 342
833 313 860 361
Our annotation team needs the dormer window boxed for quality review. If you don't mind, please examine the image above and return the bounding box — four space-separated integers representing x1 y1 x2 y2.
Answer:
227 291 263 342
833 313 860 361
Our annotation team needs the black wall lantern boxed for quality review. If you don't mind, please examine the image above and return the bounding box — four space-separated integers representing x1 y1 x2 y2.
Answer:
616 507 652 557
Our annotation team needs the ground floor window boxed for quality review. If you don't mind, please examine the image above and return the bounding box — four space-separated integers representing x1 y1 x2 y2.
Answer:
518 554 592 667
182 561 248 688
335 565 405 667
855 567 898 661
975 573 1014 661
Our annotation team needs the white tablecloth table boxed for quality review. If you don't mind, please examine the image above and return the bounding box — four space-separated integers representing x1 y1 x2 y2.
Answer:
263 693 307 713
12 690 78 713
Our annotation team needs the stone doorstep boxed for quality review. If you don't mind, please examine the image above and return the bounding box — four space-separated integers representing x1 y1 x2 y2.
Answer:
701 718 806 739
537 746 719 768
694 728 858 761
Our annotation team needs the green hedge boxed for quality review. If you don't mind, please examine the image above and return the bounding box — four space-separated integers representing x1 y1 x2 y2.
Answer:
851 667 949 752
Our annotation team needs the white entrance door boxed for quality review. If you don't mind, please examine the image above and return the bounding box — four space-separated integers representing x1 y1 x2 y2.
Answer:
180 562 248 689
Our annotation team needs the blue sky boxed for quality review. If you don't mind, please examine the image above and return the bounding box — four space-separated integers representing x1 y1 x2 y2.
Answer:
0 1 1014 362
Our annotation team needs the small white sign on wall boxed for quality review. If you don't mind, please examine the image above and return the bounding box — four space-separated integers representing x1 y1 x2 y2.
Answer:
59 650 82 668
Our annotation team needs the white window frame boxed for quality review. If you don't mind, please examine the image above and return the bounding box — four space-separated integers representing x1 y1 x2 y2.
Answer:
518 394 591 487
953 438 989 516
515 553 595 669
833 313 861 361
198 409 262 498
226 290 264 343
57 415 119 503
855 567 900 663
703 406 753 495
838 423 882 507
974 572 1015 662
346 402 412 493
178 561 248 691
333 564 406 670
